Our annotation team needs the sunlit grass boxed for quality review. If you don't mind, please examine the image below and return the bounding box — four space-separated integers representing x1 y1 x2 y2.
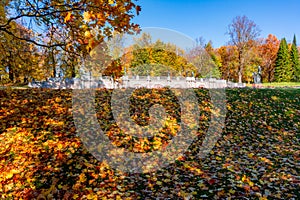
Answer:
262 82 300 87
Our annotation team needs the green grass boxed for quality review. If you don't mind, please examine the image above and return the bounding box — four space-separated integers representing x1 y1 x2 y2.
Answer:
261 82 300 87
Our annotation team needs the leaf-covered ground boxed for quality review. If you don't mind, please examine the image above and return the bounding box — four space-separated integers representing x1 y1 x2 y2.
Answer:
0 88 299 199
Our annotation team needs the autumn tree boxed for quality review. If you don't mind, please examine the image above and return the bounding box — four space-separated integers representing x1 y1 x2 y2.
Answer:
1 0 140 49
258 34 280 82
227 15 261 83
0 21 41 84
130 33 153 75
130 33 187 76
99 33 126 79
274 38 292 82
151 40 187 76
290 35 300 81
242 40 262 83
186 42 220 78
204 41 222 78
216 45 239 81
0 0 141 82
121 46 134 74
0 1 8 83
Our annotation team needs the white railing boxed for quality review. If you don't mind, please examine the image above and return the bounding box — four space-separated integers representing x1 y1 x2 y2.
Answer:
28 76 246 89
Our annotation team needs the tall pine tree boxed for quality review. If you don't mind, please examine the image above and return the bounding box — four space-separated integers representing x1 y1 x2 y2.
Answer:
274 38 292 82
290 35 300 81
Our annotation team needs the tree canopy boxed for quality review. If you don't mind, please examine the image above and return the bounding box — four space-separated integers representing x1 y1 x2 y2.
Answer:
0 0 141 83
227 15 261 83
274 38 292 82
290 35 300 81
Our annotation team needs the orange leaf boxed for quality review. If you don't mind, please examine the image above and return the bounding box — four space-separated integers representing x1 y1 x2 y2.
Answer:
64 12 72 23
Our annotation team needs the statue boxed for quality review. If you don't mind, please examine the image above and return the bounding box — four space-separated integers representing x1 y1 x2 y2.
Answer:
253 66 262 84
257 66 262 83
167 71 171 82
147 70 151 82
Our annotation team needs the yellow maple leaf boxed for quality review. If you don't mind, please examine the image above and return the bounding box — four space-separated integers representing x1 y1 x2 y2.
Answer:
86 193 97 200
249 181 254 187
84 30 92 38
108 0 114 5
216 156 222 161
229 189 235 194
55 97 62 103
156 181 162 185
115 195 122 200
79 173 87 183
83 11 91 22
152 137 162 149
57 143 63 150
242 174 248 182
5 172 14 179
271 96 278 101
259 197 268 200
248 153 254 158
5 169 19 180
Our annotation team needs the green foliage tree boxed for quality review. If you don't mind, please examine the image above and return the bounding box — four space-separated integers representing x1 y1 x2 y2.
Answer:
290 35 300 81
205 41 222 78
274 38 293 82
129 33 187 76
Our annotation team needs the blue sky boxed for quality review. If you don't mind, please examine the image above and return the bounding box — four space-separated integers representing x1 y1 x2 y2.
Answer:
132 0 300 48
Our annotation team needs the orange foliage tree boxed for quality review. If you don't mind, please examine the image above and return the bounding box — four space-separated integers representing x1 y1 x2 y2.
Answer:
0 0 141 80
216 45 239 81
258 34 280 82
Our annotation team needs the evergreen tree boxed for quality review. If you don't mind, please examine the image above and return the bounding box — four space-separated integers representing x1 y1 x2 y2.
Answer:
274 38 292 82
290 35 300 81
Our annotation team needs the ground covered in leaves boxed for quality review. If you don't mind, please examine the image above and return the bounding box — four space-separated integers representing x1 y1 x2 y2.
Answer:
0 88 299 199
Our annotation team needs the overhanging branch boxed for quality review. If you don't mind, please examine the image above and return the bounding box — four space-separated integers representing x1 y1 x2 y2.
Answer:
1 28 66 48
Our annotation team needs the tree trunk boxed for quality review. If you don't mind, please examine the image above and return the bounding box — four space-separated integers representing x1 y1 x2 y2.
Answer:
238 50 243 83
71 65 76 78
52 66 56 78
8 66 14 82
51 49 56 77
238 71 242 83
24 77 28 84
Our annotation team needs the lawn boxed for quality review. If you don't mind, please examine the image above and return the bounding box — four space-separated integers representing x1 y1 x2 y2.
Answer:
262 82 300 88
0 88 299 199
